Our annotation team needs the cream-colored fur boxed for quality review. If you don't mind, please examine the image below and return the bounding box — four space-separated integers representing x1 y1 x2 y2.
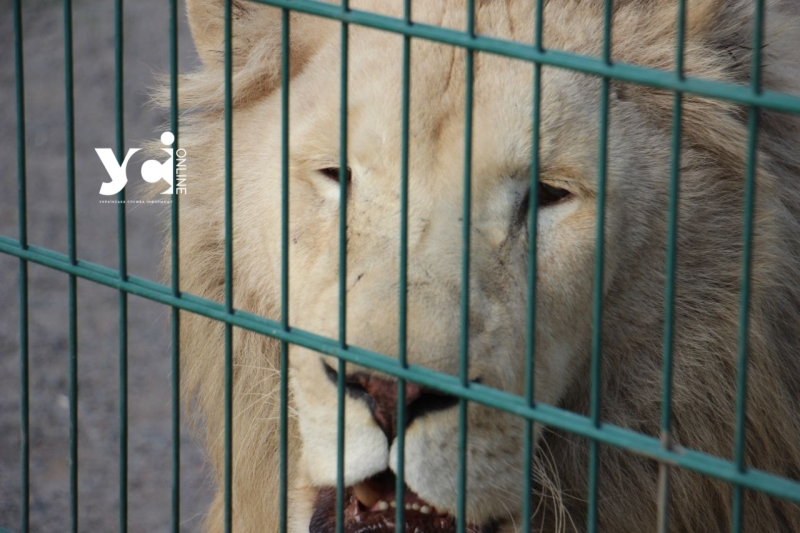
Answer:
159 0 800 531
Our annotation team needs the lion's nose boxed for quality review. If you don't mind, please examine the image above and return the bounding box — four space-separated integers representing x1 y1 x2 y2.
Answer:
347 373 423 441
323 362 459 441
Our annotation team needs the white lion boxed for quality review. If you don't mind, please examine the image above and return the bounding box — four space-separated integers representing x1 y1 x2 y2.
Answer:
161 0 800 531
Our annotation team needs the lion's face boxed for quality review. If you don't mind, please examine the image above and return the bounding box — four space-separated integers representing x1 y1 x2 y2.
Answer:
178 0 800 531
216 3 671 530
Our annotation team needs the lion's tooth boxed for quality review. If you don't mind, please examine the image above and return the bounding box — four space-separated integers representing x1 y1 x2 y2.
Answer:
411 503 420 511
377 501 389 511
352 482 380 508
420 505 431 514
405 503 412 510
390 501 396 508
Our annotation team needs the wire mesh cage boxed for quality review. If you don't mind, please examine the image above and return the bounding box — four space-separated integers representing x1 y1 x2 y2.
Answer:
6 0 800 532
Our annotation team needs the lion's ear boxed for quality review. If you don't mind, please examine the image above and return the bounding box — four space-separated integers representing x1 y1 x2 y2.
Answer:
184 0 335 107
187 0 272 69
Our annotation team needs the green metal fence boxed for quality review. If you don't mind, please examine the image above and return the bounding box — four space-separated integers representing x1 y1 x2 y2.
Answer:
6 0 800 532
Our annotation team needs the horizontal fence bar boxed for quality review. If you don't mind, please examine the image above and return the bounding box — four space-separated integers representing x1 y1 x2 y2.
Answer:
250 0 800 115
2 235 800 504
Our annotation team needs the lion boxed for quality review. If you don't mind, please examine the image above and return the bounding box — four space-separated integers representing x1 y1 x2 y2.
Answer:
161 0 800 531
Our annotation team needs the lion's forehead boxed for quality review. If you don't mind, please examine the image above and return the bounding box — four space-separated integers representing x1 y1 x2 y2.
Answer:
294 33 603 195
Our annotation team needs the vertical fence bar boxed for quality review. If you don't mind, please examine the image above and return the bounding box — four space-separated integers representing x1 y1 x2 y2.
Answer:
279 8 290 533
522 0 544 530
656 0 686 531
336 2 350 532
169 0 181 529
62 0 79 530
114 0 128 530
223 0 235 531
14 0 29 530
17 250 30 533
394 1 412 531
587 0 613 530
457 3 475 532
731 1 765 531
335 356 346 533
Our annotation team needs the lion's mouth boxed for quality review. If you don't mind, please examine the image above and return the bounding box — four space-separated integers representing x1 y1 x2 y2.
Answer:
309 469 496 533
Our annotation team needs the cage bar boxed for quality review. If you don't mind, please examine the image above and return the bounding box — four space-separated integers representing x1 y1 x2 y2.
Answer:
521 0 544 531
114 0 129 531
13 0 29 531
279 8 291 533
731 1 766 530
250 0 800 115
336 2 350 531
3 232 800 501
394 0 412 531
586 0 613 530
223 1 235 531
62 0 79 531
168 0 181 529
656 0 687 531
457 3 476 532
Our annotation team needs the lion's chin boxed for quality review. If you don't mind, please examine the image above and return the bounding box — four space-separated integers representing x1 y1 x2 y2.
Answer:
308 469 498 533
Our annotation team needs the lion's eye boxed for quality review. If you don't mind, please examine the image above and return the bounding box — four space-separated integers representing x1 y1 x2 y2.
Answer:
537 182 571 207
514 181 572 226
318 167 352 184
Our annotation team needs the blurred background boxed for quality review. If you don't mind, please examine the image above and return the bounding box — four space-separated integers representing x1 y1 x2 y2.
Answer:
1 0 214 530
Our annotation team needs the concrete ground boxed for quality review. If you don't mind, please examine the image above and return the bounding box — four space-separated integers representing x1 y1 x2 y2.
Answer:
0 0 214 531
